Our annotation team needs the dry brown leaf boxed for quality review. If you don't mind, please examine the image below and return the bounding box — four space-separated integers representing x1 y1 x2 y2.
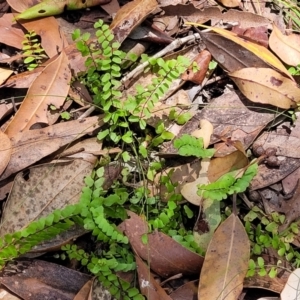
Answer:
188 23 293 79
0 130 12 177
135 255 172 300
0 116 102 181
207 150 248 182
5 51 71 139
229 68 300 109
0 156 96 236
269 25 300 66
109 0 158 43
198 214 250 300
119 211 204 277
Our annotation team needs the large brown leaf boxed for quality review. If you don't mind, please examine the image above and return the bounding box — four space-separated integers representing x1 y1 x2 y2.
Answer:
109 0 158 43
198 213 250 300
0 155 96 236
5 51 71 139
230 68 300 109
119 211 204 278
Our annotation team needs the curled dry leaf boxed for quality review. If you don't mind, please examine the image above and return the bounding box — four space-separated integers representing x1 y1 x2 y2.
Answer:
191 119 213 149
0 130 12 177
269 25 300 66
198 214 250 300
5 51 71 139
229 68 300 109
109 0 158 43
181 50 212 84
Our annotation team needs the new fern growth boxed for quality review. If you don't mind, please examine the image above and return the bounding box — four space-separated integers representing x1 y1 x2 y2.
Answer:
22 30 48 71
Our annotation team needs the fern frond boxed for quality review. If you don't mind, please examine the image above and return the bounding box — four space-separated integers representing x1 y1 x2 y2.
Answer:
198 163 258 201
174 134 215 158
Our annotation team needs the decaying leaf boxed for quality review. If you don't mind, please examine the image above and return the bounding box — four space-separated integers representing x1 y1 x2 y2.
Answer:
198 213 250 300
229 68 300 109
5 51 71 139
109 0 158 43
269 25 300 66
0 156 96 236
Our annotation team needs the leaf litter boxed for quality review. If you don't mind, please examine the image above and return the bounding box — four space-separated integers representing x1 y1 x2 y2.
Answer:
1 0 300 299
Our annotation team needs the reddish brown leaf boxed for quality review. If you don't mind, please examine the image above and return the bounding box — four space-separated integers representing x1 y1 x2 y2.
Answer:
181 50 211 84
119 211 204 278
